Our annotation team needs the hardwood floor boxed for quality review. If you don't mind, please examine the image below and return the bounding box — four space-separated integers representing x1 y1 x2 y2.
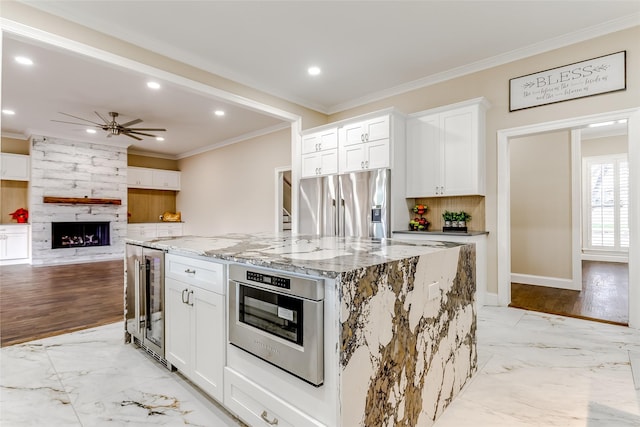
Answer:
0 260 124 347
510 261 629 325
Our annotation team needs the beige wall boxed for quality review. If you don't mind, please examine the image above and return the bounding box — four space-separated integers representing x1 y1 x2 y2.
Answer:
582 134 628 157
177 128 292 235
329 26 639 295
510 131 572 279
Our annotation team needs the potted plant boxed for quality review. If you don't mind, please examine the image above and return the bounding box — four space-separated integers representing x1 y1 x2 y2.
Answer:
442 210 454 228
457 211 471 228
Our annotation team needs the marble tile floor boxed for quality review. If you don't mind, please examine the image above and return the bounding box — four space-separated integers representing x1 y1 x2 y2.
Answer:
1 307 638 426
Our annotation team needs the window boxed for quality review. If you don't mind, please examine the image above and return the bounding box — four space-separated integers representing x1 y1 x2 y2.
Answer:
583 154 629 252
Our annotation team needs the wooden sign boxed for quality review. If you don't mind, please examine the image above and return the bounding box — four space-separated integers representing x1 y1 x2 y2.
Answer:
509 51 626 111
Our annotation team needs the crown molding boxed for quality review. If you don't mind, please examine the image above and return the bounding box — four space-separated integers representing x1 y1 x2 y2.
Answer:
126 149 179 160
176 122 290 160
327 14 640 115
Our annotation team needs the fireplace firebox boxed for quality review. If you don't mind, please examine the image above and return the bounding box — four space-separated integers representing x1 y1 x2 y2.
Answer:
52 222 110 249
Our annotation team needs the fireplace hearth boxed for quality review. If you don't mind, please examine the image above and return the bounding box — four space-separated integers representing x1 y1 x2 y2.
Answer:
52 222 110 249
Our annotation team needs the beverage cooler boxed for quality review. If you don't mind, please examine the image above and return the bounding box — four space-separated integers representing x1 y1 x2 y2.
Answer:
125 243 170 367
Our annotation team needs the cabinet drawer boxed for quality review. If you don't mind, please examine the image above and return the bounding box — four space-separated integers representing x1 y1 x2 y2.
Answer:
224 368 325 427
165 254 225 294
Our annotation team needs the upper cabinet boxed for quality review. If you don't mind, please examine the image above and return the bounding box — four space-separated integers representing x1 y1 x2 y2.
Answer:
300 128 338 177
338 115 390 173
406 98 489 198
0 153 30 181
128 166 181 190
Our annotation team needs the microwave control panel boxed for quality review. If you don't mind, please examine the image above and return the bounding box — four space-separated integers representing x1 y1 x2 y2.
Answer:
246 271 291 289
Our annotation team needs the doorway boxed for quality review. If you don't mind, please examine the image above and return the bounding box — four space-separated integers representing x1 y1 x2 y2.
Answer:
497 108 640 329
274 166 292 233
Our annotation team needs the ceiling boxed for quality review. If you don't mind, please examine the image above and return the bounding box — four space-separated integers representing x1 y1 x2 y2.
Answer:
2 1 639 158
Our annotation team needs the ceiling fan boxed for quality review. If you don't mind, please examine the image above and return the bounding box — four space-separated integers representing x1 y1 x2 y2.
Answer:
53 111 166 141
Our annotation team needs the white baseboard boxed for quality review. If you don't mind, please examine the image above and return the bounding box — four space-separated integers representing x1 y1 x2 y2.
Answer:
511 273 578 290
480 292 499 306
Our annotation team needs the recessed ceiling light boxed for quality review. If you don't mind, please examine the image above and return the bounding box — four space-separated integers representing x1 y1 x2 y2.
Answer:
147 81 161 89
214 110 225 117
156 137 165 142
2 109 16 115
86 129 97 134
307 66 321 76
15 56 33 66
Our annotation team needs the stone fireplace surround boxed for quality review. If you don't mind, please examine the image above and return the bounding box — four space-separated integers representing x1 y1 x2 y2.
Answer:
29 136 127 265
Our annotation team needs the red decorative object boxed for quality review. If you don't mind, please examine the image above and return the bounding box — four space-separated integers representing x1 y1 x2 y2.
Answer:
9 208 29 223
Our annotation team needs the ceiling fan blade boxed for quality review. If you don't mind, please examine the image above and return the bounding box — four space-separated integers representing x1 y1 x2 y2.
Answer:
122 132 142 141
94 111 109 124
58 112 103 126
125 128 167 132
119 118 143 127
52 120 104 128
123 130 158 138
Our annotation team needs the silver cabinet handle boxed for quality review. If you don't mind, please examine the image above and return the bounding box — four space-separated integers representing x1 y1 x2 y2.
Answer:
361 161 364 168
365 160 369 168
360 133 365 142
365 132 369 141
184 268 196 274
187 290 194 306
260 411 278 425
181 288 189 304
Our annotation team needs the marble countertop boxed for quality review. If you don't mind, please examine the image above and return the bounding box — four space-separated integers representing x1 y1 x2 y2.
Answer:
126 233 464 278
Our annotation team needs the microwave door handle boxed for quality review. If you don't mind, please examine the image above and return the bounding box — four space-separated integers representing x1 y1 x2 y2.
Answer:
134 258 141 334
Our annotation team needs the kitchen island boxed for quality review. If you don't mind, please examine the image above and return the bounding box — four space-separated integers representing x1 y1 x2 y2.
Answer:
126 233 476 427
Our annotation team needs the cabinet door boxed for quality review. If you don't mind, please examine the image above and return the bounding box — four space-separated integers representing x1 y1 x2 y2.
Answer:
339 144 366 173
300 153 322 178
4 231 29 260
165 278 191 372
365 139 389 170
0 153 30 181
440 106 477 196
406 114 441 197
363 115 389 142
319 150 338 175
127 167 153 188
301 129 337 154
340 122 366 147
192 288 225 401
152 170 181 190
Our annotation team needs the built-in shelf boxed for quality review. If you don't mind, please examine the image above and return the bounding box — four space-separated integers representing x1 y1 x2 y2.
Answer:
43 196 122 205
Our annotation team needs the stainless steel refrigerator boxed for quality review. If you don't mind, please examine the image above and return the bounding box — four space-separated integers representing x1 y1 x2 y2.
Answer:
125 243 170 368
299 168 390 238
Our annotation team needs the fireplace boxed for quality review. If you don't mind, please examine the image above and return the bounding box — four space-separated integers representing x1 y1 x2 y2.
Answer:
52 222 111 249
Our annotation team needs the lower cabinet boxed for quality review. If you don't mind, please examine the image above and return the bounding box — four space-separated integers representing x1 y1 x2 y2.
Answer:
165 254 225 402
0 224 30 262
224 368 325 427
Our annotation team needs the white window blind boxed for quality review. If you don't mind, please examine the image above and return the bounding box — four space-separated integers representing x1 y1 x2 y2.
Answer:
585 155 629 252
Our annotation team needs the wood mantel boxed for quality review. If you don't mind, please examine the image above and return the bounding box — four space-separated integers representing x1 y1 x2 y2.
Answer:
43 196 122 205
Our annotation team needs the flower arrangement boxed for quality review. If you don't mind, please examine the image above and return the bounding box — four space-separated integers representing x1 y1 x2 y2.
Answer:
9 208 28 223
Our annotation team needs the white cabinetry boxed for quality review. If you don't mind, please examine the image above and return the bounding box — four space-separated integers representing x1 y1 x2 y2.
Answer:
301 128 338 177
224 368 325 427
0 224 30 263
127 167 180 190
339 115 390 173
0 153 30 181
127 223 183 239
406 98 488 197
165 254 226 402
